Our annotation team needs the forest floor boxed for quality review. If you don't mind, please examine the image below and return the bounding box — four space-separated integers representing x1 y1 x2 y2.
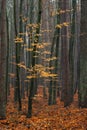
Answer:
0 86 87 130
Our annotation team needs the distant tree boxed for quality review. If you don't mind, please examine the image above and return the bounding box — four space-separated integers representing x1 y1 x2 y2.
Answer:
5 13 10 103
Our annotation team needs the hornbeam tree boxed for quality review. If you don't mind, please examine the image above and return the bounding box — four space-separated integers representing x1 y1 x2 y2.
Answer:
0 0 7 119
78 0 87 107
27 0 42 118
60 0 73 107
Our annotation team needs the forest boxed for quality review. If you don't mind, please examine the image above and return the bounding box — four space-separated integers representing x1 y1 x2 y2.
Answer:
0 0 87 129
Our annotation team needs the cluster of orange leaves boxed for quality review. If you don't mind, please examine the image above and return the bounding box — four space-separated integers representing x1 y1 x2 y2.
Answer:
0 87 87 130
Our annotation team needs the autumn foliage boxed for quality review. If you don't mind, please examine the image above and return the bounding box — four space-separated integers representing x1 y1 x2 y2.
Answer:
0 87 87 130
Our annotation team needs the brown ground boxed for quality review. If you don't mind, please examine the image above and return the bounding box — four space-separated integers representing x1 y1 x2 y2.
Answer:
0 86 87 130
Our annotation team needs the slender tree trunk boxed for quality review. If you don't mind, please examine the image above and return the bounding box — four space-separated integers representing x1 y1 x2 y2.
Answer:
14 0 22 111
6 14 10 103
27 0 42 118
69 0 76 97
0 0 7 119
78 0 87 107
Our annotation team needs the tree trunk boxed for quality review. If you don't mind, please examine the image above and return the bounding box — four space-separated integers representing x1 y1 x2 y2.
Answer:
27 0 42 118
0 0 7 119
60 0 72 107
78 0 87 107
14 0 22 111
